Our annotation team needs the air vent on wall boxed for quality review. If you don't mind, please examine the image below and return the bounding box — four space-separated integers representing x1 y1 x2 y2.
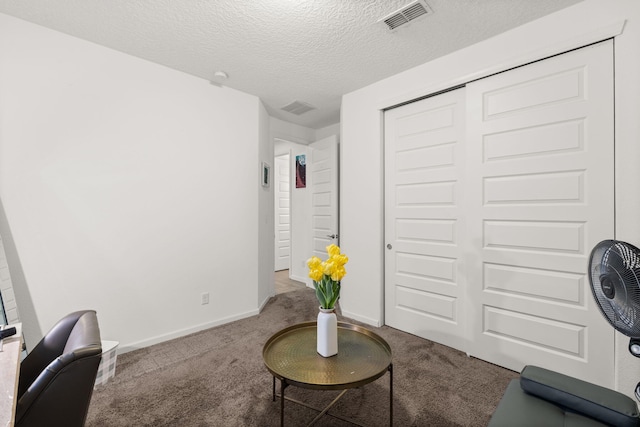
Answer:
281 100 316 115
379 0 432 31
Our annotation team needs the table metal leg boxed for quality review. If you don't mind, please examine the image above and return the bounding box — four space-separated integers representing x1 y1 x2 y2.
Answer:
389 363 393 427
280 378 288 427
271 365 393 427
307 389 348 427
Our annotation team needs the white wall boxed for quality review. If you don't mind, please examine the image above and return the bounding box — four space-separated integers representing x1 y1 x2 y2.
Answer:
270 117 315 146
257 102 274 309
341 0 640 395
315 123 340 141
0 13 270 352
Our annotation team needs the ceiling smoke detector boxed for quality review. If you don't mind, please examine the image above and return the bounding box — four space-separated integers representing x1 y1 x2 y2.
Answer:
210 70 228 87
281 100 316 116
379 0 433 31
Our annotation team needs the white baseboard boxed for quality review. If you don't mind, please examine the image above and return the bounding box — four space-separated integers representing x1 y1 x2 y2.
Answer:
117 308 260 354
340 310 383 328
289 273 307 284
258 293 272 312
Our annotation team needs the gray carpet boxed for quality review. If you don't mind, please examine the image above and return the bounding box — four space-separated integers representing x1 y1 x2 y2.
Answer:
86 288 517 426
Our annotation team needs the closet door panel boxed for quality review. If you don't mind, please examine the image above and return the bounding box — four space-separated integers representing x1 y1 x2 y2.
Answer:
465 40 615 387
384 88 467 352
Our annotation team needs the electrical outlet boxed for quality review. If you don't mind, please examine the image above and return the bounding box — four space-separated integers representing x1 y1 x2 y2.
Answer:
201 292 210 305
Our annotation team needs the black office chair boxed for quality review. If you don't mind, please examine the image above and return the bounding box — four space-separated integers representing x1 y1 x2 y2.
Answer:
16 310 102 427
489 365 640 426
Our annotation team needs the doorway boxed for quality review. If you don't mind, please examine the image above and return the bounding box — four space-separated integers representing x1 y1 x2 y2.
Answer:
273 136 340 287
274 270 305 294
274 153 291 271
273 139 310 284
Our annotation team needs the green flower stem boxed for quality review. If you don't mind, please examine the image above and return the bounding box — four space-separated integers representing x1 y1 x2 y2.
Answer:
314 275 341 309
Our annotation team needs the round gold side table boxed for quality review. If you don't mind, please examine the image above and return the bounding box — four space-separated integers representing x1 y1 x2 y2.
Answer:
263 321 393 426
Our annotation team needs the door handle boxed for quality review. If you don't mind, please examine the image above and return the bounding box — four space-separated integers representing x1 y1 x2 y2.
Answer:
387 244 392 249
327 234 339 239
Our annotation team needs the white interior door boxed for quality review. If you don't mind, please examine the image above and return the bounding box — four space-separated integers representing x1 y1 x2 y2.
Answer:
465 40 615 387
274 154 290 271
384 88 468 352
310 136 339 261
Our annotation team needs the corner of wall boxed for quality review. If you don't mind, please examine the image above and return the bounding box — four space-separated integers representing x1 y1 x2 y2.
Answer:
258 102 274 306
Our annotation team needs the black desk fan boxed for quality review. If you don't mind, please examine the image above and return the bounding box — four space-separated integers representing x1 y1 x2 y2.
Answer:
589 239 640 399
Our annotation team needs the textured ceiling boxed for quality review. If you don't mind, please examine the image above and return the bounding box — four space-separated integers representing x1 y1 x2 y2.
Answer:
0 0 583 129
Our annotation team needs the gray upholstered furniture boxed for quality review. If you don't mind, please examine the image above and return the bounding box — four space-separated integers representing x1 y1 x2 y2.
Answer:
16 310 102 427
489 365 640 427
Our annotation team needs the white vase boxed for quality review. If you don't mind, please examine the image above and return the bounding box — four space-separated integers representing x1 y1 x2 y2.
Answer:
317 307 338 357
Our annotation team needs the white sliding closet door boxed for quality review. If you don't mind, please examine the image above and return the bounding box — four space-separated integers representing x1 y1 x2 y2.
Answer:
384 40 615 387
384 88 467 352
465 40 614 387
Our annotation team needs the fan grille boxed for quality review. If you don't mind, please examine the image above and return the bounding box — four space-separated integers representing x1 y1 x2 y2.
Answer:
589 240 640 338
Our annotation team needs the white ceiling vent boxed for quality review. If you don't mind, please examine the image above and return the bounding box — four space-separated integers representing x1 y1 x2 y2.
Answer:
379 0 432 31
281 101 316 115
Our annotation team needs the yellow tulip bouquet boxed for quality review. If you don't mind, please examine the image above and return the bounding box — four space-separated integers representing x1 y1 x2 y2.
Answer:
307 244 349 310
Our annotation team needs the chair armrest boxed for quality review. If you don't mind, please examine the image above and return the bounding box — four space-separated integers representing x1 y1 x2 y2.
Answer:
520 365 640 427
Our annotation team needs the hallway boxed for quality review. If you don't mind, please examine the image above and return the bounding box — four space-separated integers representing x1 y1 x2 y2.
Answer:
275 270 305 294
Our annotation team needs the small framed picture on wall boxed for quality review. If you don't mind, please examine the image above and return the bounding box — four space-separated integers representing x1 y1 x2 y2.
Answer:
295 154 306 188
261 162 270 187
